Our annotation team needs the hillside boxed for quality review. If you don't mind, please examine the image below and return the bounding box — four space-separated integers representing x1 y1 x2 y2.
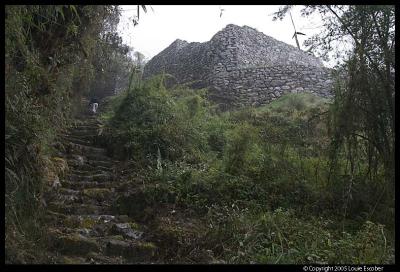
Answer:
5 5 395 265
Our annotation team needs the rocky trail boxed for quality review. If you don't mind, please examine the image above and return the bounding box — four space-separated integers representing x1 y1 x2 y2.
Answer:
44 101 159 264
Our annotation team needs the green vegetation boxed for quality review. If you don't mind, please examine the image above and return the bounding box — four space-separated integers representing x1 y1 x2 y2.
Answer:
5 5 142 263
99 76 394 263
5 4 394 264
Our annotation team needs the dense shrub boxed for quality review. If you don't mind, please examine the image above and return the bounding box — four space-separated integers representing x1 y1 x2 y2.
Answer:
223 123 260 176
101 82 394 264
103 76 212 162
204 207 394 264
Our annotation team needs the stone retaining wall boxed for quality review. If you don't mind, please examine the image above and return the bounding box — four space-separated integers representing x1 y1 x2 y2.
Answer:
143 24 334 107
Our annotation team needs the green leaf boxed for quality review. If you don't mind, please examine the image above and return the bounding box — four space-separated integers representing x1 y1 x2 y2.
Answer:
6 167 20 182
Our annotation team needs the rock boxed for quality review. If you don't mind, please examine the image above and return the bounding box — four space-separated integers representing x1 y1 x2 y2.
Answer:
110 223 144 240
83 188 112 201
105 239 157 261
70 155 85 165
117 215 130 222
54 234 100 255
80 216 98 228
52 175 62 189
60 256 89 264
86 251 124 264
113 192 149 221
99 215 116 223
105 239 131 257
77 228 93 236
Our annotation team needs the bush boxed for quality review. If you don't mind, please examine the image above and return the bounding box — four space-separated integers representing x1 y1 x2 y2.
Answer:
103 76 214 162
223 123 260 176
204 208 394 264
103 77 173 159
100 76 394 264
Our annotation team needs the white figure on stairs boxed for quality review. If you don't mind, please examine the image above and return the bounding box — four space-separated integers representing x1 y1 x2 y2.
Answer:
92 102 98 114
89 96 99 114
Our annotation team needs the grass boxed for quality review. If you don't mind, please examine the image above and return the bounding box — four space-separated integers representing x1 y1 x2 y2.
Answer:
259 92 331 112
99 78 394 264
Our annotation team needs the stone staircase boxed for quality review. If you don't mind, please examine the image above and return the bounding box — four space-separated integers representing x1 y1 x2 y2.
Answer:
46 102 157 264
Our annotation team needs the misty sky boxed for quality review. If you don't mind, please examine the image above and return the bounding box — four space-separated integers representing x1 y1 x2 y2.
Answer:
117 5 340 68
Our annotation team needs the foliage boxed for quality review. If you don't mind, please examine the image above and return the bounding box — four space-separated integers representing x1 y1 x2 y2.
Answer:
6 4 394 264
101 76 213 162
103 76 394 263
204 207 393 264
5 5 132 263
272 3 395 233
89 30 134 98
223 123 261 176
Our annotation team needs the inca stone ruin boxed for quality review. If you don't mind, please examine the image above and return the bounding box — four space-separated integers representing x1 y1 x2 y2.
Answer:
143 24 334 108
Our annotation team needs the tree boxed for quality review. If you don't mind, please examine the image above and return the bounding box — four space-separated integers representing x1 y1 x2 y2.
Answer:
89 30 133 98
134 51 146 70
273 5 395 223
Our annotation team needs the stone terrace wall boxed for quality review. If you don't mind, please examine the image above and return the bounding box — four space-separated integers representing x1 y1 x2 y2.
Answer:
215 24 324 69
143 24 334 107
210 65 333 107
143 39 213 87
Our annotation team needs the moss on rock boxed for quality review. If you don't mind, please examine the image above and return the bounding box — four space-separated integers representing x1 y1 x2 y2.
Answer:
55 234 99 255
81 217 97 229
83 188 112 200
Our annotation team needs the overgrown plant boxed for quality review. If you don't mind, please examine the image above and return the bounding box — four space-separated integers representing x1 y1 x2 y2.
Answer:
5 5 129 263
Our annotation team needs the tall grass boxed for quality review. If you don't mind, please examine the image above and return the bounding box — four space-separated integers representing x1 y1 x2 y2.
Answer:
100 79 394 263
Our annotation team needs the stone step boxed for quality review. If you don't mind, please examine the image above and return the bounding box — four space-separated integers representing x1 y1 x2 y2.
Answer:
85 251 125 264
68 132 99 139
66 154 109 163
50 231 101 256
49 202 113 215
86 159 118 168
77 120 102 126
53 193 98 206
109 222 144 240
69 122 99 127
61 134 98 146
59 188 81 196
49 226 152 261
63 136 93 146
51 217 140 236
71 124 101 130
60 214 130 230
66 173 112 183
66 161 113 172
65 134 98 143
67 156 116 168
104 239 157 262
66 142 107 156
68 128 100 137
57 187 114 202
61 180 121 190
55 218 143 240
70 168 109 176
82 188 114 201
71 121 101 128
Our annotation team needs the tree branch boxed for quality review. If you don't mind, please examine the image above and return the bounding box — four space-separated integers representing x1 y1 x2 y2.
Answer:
326 5 394 131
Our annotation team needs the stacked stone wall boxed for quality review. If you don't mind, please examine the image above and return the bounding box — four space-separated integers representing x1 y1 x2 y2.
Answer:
143 24 334 107
210 65 333 107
